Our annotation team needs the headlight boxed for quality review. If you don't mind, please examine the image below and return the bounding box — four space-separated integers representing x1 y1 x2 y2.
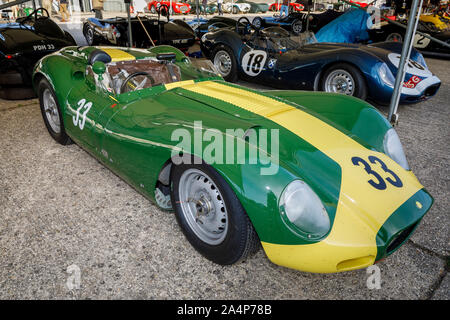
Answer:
378 63 395 87
383 128 409 170
279 180 330 238
415 53 428 69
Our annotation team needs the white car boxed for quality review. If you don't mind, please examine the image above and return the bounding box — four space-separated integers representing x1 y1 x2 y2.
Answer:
222 2 251 14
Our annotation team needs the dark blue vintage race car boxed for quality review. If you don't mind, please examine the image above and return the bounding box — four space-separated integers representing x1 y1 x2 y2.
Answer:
200 18 441 104
0 8 76 99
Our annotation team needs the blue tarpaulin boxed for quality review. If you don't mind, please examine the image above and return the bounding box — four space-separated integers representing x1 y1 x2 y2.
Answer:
315 9 371 43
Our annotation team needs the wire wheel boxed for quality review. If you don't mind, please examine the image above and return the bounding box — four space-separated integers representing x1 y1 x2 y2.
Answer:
178 169 228 245
85 26 94 45
292 21 302 34
252 17 262 29
213 50 232 77
42 88 61 134
324 69 355 95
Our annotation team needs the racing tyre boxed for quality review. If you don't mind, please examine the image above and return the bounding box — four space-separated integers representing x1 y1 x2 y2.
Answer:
171 162 260 265
386 32 403 42
211 45 238 82
320 63 367 100
291 19 302 35
252 16 263 29
38 78 72 145
84 25 96 46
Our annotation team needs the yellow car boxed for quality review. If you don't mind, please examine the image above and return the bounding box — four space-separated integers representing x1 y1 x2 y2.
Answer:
420 13 449 31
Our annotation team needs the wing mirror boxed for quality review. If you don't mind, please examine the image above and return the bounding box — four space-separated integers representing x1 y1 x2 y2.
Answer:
92 61 106 80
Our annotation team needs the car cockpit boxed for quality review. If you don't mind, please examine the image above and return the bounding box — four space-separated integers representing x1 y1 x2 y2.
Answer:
86 48 183 95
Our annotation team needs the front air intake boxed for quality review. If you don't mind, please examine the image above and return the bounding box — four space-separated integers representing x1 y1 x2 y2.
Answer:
386 223 418 255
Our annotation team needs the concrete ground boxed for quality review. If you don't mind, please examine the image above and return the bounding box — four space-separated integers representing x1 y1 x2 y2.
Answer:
0 16 449 299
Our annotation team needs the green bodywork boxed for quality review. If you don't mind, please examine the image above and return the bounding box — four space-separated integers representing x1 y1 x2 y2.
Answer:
32 45 432 262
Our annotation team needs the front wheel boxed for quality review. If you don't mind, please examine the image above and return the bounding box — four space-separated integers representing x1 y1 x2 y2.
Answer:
291 19 302 35
38 78 72 145
211 45 238 82
320 63 367 100
84 25 96 46
171 162 260 265
252 16 263 29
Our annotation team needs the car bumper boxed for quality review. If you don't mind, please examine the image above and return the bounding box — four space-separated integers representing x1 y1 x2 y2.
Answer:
370 75 441 104
261 188 433 273
399 75 441 104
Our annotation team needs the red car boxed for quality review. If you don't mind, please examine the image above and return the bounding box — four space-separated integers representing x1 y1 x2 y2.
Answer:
268 2 304 12
148 0 191 14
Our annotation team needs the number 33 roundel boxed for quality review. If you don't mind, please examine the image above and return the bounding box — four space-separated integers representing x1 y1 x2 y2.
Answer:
242 50 267 77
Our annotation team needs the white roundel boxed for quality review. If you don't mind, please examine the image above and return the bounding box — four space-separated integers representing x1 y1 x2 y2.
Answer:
413 33 431 49
242 50 267 77
387 53 431 77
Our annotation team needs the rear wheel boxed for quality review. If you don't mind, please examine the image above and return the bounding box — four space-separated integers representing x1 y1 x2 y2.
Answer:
38 78 72 145
84 25 96 46
171 162 260 265
252 16 263 29
320 63 367 100
211 45 238 82
291 19 302 35
386 32 403 42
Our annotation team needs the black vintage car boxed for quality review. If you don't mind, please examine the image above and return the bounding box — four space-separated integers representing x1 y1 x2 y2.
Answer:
0 8 76 99
82 5 195 52
252 9 343 35
368 20 450 58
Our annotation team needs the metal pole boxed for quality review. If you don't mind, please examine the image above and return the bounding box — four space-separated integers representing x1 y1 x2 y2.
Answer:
32 0 36 11
387 0 423 125
196 0 199 20
126 1 133 48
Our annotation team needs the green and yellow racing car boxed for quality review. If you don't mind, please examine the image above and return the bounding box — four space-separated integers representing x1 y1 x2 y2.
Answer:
33 45 432 273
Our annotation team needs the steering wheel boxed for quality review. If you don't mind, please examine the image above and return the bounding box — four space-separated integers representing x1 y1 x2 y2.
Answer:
236 17 259 36
120 72 156 94
157 4 170 22
17 7 49 24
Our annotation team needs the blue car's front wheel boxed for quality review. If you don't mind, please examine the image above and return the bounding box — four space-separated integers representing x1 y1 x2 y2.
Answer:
321 63 367 100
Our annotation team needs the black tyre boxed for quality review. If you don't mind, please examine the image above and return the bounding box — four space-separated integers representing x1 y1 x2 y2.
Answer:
320 63 367 100
38 78 72 145
252 16 263 29
171 162 260 265
84 24 96 46
211 44 238 82
291 19 302 35
385 32 403 42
